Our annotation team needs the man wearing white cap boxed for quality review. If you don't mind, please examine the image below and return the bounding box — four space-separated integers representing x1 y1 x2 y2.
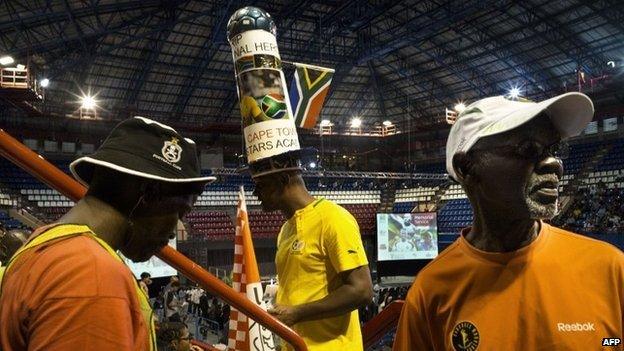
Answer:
393 93 624 350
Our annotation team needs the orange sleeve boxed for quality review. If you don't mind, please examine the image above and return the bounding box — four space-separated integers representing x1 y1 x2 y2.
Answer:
392 284 434 351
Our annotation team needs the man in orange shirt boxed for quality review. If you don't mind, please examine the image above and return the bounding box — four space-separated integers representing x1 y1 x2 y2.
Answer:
393 93 624 350
0 117 215 351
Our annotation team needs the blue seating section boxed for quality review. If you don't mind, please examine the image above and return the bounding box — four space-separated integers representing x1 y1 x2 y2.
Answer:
437 199 473 234
0 211 22 229
562 141 601 174
0 158 72 190
210 174 255 191
393 202 415 213
596 140 624 171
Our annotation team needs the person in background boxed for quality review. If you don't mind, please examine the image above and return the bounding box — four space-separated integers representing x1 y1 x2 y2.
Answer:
139 272 152 297
164 275 180 296
165 281 183 322
156 321 203 351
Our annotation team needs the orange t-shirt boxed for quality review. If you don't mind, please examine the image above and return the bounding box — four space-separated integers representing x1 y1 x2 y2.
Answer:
0 232 150 351
393 222 624 351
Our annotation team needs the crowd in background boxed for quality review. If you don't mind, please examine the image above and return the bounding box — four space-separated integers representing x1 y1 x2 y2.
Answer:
359 285 410 324
555 181 624 234
144 276 230 350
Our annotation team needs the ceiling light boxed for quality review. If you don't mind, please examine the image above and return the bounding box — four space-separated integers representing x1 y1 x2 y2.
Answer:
454 102 466 112
0 56 14 65
382 120 393 126
40 78 50 88
320 119 331 126
80 95 97 109
309 162 316 169
508 86 521 99
350 117 362 128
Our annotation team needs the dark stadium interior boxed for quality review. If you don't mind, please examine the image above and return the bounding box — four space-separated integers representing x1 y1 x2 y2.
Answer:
0 1 623 350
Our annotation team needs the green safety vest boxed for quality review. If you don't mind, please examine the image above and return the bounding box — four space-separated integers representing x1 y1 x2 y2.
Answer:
0 224 156 351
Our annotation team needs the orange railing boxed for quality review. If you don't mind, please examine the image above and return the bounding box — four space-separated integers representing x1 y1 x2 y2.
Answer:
362 300 405 350
0 128 307 351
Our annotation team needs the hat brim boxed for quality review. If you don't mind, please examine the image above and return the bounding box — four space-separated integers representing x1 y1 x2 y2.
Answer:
481 92 594 140
70 156 216 187
245 149 307 178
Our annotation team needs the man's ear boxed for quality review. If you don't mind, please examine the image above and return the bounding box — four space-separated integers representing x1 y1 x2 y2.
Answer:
452 152 475 185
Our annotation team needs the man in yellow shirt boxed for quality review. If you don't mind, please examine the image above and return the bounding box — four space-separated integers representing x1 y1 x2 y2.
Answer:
251 153 373 351
393 93 624 350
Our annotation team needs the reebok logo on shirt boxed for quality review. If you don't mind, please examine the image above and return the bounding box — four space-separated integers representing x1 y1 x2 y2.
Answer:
556 322 595 332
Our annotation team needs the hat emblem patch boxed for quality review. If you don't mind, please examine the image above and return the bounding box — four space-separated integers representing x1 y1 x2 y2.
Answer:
162 137 182 163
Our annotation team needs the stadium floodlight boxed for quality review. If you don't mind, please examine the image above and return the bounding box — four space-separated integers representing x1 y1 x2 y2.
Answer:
454 102 466 112
16 64 25 70
350 117 362 128
320 119 331 126
0 56 14 65
40 78 50 88
508 86 521 99
382 120 393 126
80 95 97 109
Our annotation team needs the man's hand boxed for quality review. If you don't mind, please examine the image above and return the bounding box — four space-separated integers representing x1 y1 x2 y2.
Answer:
268 304 301 326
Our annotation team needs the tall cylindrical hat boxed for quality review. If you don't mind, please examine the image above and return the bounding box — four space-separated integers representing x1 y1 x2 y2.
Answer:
227 6 303 178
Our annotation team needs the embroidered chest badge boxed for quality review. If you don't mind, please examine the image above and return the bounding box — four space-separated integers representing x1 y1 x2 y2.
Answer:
290 239 305 254
451 321 480 351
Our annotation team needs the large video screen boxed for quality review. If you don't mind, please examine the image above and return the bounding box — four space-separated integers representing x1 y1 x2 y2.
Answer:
120 237 177 279
377 213 438 261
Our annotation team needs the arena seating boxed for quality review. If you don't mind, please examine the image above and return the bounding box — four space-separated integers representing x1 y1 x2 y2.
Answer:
562 141 603 175
392 202 415 213
21 188 74 208
0 192 16 207
343 203 377 235
435 199 473 251
248 211 285 238
185 210 235 241
595 139 624 172
440 183 466 200
2 137 624 243
37 207 67 221
393 185 441 213
395 187 438 203
0 211 22 229
186 202 378 240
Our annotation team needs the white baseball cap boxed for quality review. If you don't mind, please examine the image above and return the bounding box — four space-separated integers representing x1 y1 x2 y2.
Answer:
446 92 594 181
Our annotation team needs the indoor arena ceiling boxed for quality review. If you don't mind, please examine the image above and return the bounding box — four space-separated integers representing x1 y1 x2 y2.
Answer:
0 0 623 131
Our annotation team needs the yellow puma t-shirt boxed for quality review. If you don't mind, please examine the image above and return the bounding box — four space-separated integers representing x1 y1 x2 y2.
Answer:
275 198 369 351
